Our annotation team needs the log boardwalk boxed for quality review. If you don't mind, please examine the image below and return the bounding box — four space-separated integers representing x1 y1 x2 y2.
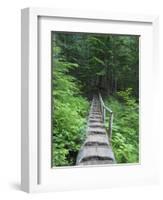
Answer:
76 94 116 165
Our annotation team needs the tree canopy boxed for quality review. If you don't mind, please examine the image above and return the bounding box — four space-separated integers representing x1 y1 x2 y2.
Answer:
53 32 139 98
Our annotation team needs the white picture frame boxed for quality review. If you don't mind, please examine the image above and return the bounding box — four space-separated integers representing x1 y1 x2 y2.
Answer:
21 7 159 193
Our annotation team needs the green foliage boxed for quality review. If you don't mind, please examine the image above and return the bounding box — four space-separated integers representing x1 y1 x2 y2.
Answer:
52 49 89 167
54 33 139 97
105 89 139 163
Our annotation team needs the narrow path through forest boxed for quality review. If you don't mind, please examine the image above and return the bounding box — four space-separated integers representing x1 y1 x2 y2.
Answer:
76 94 116 165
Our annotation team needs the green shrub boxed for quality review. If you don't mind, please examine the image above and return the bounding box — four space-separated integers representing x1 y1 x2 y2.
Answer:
105 88 139 163
52 57 89 167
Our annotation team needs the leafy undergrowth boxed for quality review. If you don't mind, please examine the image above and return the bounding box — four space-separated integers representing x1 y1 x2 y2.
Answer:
105 88 139 164
52 56 89 167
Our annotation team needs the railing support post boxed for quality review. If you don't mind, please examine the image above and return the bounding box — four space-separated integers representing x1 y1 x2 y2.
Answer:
108 112 113 140
103 108 106 124
99 93 113 140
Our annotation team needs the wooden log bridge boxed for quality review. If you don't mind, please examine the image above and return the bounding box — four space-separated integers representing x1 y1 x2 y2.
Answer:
76 94 116 165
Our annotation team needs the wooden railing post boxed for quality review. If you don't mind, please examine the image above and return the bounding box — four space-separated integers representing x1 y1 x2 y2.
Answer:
103 108 106 124
108 112 113 140
99 93 113 140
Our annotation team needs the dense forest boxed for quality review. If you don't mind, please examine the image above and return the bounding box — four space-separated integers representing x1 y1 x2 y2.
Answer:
52 32 139 167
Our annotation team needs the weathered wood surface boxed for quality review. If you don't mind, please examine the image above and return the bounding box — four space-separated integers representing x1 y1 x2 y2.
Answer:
84 134 109 145
76 95 116 165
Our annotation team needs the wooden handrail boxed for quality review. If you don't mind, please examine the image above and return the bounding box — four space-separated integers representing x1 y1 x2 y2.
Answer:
99 93 113 140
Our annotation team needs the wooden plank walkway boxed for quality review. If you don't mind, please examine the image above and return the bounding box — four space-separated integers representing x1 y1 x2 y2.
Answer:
76 95 116 165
